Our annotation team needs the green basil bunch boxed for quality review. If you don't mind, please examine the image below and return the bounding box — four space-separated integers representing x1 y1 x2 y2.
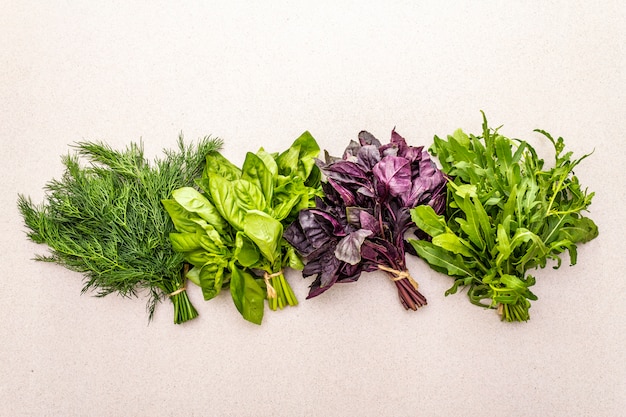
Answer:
163 132 323 324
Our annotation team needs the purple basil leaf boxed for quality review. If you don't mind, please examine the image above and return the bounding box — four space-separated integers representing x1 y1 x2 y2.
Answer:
418 150 439 177
342 140 361 160
357 186 375 199
345 207 379 235
359 210 380 234
388 129 421 162
321 151 341 165
289 128 447 309
336 262 364 282
372 155 412 199
323 160 370 183
379 144 399 157
334 229 373 265
356 145 381 170
309 208 347 236
358 130 381 148
327 177 356 206
283 221 310 256
299 210 333 243
428 187 447 214
315 251 342 292
403 170 447 207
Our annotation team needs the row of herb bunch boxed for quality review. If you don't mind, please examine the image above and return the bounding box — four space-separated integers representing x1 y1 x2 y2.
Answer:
19 113 598 324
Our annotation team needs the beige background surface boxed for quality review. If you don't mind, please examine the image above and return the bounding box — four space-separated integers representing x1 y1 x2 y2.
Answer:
1 1 624 416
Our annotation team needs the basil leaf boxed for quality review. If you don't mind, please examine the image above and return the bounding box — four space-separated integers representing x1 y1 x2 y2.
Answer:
242 152 274 204
162 199 201 233
229 265 264 325
243 210 282 265
334 229 373 265
169 232 202 253
277 131 320 180
234 232 260 267
198 260 226 300
255 148 279 177
204 151 241 181
171 187 229 233
206 174 246 230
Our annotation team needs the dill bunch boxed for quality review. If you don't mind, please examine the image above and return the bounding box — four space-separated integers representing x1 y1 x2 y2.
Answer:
18 135 223 324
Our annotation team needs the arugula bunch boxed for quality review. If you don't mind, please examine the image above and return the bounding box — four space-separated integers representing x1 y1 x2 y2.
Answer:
18 136 222 324
163 132 322 324
410 114 598 321
284 130 447 310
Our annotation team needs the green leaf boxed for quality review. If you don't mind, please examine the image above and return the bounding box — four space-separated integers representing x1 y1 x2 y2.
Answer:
410 240 474 278
276 145 300 177
206 174 247 230
171 187 229 233
162 199 202 233
184 249 217 267
453 194 484 250
558 216 598 244
198 261 226 300
234 232 260 267
451 128 470 147
284 243 304 270
229 266 265 325
291 131 320 161
273 175 313 221
472 196 494 248
204 151 241 181
272 191 303 221
169 232 202 253
411 205 447 237
431 232 473 257
232 179 267 212
276 131 320 179
449 181 478 199
243 210 282 265
305 164 322 188
185 266 202 286
198 226 228 253
242 152 274 204
495 222 512 264
494 136 513 175
255 149 279 177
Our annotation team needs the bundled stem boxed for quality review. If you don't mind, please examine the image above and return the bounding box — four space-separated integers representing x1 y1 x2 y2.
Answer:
378 265 427 310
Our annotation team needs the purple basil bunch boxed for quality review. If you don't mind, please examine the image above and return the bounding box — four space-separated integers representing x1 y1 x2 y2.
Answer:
284 130 447 310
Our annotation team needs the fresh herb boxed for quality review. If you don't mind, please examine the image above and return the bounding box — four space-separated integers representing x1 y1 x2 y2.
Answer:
163 132 322 324
284 130 447 310
410 113 598 321
18 136 223 324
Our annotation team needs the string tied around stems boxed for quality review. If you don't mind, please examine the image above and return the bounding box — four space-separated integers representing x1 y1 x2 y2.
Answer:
263 271 282 299
377 265 419 290
168 286 187 297
169 264 189 297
